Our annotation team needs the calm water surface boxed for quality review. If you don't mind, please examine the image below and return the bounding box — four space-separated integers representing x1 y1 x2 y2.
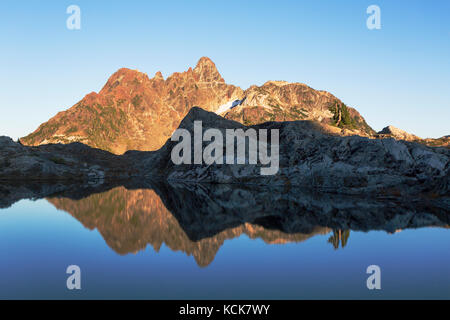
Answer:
0 184 449 299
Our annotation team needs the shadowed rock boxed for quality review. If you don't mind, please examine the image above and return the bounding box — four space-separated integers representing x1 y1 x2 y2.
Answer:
143 107 450 197
1 107 449 198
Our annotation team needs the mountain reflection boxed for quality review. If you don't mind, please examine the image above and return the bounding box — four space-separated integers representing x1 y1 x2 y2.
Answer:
41 181 450 267
47 187 330 267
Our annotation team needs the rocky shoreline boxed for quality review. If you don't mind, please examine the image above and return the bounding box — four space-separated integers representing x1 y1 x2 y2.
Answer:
1 108 449 202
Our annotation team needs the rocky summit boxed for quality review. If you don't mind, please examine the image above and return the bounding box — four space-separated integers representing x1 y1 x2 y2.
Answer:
19 57 378 154
20 57 243 154
220 80 374 137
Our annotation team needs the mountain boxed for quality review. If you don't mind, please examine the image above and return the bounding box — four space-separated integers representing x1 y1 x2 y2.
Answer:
20 57 243 154
46 186 330 267
20 57 375 154
220 80 374 136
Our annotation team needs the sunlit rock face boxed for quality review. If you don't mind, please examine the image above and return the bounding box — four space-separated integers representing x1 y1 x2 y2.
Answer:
20 57 378 154
20 57 243 154
376 125 450 148
221 81 374 136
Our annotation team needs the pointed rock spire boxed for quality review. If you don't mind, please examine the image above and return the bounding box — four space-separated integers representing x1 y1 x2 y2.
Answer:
193 57 224 83
154 71 164 80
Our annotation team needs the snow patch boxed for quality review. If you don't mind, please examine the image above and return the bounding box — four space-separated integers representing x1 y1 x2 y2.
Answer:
215 98 245 114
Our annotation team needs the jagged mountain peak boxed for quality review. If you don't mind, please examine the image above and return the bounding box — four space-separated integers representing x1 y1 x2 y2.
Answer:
193 56 224 83
195 56 216 68
153 71 164 80
33 57 449 154
20 57 243 154
19 54 378 153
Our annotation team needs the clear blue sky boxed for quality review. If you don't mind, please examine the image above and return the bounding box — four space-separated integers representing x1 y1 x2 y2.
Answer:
0 0 449 139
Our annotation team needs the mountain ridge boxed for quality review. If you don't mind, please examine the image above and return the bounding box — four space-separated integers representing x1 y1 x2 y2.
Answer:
20 57 243 153
20 57 383 154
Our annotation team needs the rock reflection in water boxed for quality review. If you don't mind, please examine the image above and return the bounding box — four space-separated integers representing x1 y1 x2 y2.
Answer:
41 181 450 267
47 187 329 267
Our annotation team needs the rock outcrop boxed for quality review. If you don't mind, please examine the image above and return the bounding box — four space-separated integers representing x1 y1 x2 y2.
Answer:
376 125 450 148
0 136 132 182
377 125 421 141
144 108 450 197
2 107 449 198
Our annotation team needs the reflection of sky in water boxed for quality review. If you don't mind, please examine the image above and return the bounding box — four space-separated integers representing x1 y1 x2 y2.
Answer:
0 199 449 299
